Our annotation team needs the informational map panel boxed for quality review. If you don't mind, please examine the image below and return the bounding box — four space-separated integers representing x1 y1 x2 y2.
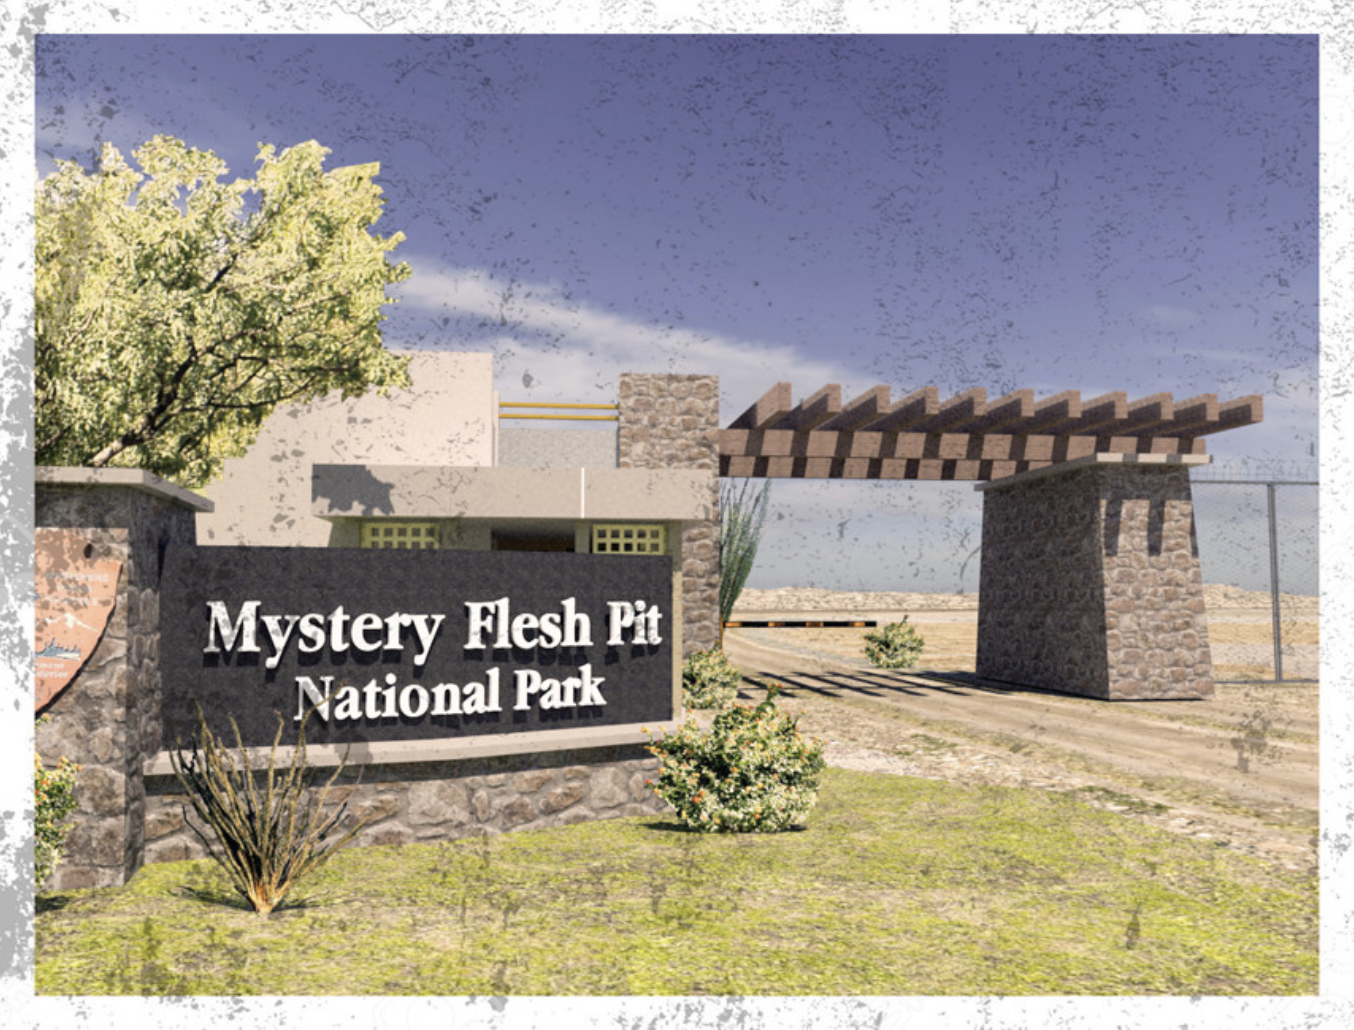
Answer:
35 529 121 713
160 546 675 749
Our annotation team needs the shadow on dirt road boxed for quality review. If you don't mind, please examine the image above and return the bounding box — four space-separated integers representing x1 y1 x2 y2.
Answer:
721 627 1318 873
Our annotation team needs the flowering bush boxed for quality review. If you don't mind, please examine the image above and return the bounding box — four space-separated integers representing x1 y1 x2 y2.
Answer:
682 648 742 710
647 687 825 832
35 729 79 890
863 618 925 669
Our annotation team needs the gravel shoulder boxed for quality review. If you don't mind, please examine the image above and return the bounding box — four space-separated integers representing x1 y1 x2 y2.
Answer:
721 587 1319 874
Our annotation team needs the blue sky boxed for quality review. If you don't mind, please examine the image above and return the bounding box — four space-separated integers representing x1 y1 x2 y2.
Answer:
34 33 1319 592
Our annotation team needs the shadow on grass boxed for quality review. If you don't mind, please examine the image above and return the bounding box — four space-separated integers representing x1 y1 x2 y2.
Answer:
640 820 810 835
35 894 77 915
172 884 330 913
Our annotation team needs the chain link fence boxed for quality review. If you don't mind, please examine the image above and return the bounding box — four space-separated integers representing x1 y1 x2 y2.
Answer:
1190 462 1318 683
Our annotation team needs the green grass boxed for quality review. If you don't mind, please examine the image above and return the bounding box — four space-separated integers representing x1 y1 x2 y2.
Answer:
35 768 1316 996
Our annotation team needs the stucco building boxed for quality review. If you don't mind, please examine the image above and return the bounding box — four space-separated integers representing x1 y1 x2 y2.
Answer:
198 350 723 655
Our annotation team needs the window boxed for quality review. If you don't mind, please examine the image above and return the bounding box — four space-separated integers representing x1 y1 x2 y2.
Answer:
361 521 440 550
591 523 666 555
492 531 574 553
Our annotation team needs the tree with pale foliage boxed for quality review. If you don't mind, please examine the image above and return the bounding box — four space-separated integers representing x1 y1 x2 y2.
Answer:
35 135 412 488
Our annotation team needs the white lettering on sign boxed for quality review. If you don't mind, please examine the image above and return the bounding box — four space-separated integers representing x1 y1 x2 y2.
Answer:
296 668 511 722
512 663 607 710
207 595 663 727
462 597 594 650
350 612 386 653
204 602 445 668
205 600 260 655
606 599 663 645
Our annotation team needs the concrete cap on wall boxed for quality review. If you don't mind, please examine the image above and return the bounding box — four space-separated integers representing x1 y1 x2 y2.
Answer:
974 453 1213 493
312 464 715 521
144 720 682 775
37 466 215 512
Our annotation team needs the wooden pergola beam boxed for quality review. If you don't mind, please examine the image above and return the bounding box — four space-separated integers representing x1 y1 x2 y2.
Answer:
817 385 892 432
1118 394 1260 438
1168 393 1219 434
904 387 988 434
722 455 1090 481
1021 390 1083 434
718 384 1260 476
863 386 940 432
1090 392 1175 437
1182 394 1263 437
770 383 842 431
1040 391 1127 436
727 382 793 430
963 388 1035 434
719 429 1205 463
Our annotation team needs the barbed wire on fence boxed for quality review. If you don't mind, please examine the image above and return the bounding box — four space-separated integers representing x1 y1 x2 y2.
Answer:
1190 459 1318 483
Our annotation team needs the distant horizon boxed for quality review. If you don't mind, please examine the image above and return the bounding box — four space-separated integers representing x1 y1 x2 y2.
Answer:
733 580 1319 602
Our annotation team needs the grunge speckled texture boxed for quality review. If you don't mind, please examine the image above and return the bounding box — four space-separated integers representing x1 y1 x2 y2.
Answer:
4 4 1349 1030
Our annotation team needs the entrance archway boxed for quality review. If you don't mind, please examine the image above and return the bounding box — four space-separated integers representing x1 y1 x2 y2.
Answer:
715 382 1262 701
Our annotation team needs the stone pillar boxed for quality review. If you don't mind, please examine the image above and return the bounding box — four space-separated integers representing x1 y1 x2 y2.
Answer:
975 455 1214 700
35 469 210 888
617 374 721 654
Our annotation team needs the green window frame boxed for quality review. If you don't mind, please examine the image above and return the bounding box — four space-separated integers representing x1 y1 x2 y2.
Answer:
591 523 666 555
360 521 440 550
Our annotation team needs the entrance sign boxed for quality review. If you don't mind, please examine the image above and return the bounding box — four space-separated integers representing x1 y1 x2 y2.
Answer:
160 546 675 748
34 529 121 712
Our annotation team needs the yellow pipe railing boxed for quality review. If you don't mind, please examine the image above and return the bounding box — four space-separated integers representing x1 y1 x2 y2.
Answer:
499 402 620 422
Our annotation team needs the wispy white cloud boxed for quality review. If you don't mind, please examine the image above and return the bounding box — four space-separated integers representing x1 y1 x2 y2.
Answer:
392 263 992 591
391 262 856 418
1143 303 1201 327
1177 345 1289 367
389 258 1316 476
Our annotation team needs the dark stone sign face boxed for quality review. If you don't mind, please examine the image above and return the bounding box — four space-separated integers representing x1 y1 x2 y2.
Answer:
160 546 675 749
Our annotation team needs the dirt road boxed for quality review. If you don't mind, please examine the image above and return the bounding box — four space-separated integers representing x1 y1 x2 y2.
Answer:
720 617 1318 873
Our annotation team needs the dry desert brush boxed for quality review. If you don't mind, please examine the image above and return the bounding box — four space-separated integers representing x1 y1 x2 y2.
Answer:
718 477 771 630
863 617 925 669
169 702 368 914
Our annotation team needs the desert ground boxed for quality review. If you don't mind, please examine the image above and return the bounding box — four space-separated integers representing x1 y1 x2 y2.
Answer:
722 585 1320 873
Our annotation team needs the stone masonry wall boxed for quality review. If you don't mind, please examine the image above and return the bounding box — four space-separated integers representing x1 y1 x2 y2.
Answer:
1098 465 1214 699
976 463 1214 700
143 745 664 862
617 374 721 654
36 482 200 888
976 467 1111 696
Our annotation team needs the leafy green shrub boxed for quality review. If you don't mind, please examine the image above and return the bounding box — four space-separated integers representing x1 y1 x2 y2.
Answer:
682 648 742 710
34 720 79 890
863 618 925 669
647 687 825 832
170 702 368 914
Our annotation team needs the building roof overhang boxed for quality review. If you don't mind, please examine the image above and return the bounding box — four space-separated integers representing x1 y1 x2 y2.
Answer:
312 465 714 522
